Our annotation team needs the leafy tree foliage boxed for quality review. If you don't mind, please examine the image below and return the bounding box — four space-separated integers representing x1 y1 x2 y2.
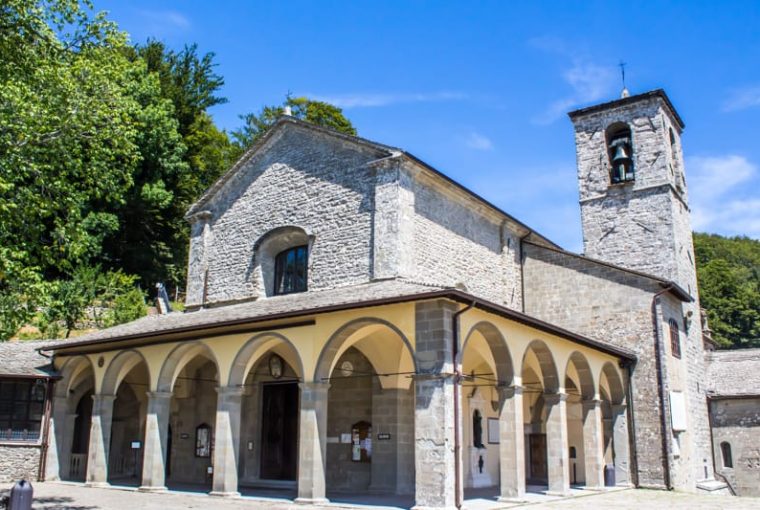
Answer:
233 95 356 149
694 233 760 348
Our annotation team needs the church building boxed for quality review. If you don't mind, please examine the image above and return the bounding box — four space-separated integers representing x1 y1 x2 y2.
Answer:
2 89 758 507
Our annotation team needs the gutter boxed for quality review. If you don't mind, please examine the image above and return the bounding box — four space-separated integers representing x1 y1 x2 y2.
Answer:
651 285 674 490
452 300 475 509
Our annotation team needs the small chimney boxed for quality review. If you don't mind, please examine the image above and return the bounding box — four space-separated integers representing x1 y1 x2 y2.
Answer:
155 283 172 315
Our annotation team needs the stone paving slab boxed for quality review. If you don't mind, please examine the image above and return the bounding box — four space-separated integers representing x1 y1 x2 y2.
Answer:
10 482 760 510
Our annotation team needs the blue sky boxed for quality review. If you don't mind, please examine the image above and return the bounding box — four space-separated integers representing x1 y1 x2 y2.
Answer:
100 0 760 251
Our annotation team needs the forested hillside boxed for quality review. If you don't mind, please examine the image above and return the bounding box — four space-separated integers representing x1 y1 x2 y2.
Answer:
694 233 760 349
0 0 354 340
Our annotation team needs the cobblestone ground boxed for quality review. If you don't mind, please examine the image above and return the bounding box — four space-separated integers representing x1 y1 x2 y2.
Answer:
10 483 760 510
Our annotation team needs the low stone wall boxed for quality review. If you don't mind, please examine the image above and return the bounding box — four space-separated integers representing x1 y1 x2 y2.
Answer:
0 444 41 483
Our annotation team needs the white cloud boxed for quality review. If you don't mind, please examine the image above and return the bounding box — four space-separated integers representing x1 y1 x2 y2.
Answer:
722 85 760 112
136 9 191 32
688 155 760 238
465 132 493 151
529 37 617 125
309 91 467 109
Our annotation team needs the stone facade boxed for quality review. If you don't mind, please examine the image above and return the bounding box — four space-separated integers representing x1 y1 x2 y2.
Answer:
0 444 41 483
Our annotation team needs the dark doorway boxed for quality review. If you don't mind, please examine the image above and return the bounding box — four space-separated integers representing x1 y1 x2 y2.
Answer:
528 433 548 484
260 382 299 480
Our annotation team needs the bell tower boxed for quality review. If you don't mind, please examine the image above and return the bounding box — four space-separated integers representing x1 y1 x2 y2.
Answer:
568 89 695 293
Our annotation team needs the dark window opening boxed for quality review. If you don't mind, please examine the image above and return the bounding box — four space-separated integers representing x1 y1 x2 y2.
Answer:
721 441 733 468
195 423 212 457
274 245 308 295
0 379 46 442
669 318 681 359
607 124 635 184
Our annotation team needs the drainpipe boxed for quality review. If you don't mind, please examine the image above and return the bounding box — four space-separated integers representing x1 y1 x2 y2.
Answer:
38 378 55 482
651 286 674 490
452 300 475 509
622 359 640 487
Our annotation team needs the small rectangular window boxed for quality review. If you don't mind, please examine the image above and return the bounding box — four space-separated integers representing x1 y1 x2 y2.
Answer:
274 245 308 295
0 378 46 442
669 319 681 358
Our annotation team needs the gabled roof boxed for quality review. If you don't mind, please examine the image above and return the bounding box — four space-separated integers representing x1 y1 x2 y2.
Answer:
705 348 760 398
185 116 558 247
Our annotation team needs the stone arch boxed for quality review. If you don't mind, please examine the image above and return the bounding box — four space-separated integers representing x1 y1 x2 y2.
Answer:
520 340 560 393
313 317 417 388
251 225 315 297
101 349 150 396
564 351 595 400
157 342 219 392
228 332 305 386
461 321 514 386
599 362 625 405
57 356 95 398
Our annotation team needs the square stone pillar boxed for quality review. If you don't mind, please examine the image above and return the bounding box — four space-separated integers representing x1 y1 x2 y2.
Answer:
85 394 115 487
582 399 605 489
139 391 172 492
210 386 244 497
545 392 570 496
611 404 630 485
412 300 459 510
371 387 413 494
497 385 526 500
296 382 329 504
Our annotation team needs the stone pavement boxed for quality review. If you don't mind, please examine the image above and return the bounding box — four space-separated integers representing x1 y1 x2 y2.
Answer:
11 482 760 510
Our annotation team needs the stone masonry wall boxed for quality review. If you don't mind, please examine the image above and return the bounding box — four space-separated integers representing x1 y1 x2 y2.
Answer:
0 444 41 483
523 242 670 487
186 126 386 307
709 398 760 497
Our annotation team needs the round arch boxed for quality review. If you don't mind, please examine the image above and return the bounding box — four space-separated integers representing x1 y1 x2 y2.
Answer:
56 356 95 398
599 362 625 405
520 340 560 393
461 321 514 386
564 351 595 400
101 349 150 396
157 342 219 393
228 332 305 386
313 317 417 386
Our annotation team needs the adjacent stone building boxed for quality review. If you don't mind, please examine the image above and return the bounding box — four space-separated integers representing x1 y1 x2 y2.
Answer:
1 89 756 508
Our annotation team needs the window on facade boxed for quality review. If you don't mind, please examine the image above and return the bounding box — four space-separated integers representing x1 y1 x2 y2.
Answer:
0 379 46 442
606 123 635 184
669 318 681 358
195 423 212 457
721 441 733 468
274 245 308 295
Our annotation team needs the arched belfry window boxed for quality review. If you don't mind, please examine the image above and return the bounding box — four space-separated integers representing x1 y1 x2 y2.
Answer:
606 123 635 184
669 318 681 359
721 441 733 468
274 245 308 295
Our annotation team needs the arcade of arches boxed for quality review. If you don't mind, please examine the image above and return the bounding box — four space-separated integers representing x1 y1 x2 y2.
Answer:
44 299 632 508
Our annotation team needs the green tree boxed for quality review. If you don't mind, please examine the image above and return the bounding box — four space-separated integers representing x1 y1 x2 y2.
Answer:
694 233 760 348
233 95 357 149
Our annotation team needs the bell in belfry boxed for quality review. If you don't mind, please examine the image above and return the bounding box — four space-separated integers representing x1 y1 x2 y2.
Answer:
609 137 633 183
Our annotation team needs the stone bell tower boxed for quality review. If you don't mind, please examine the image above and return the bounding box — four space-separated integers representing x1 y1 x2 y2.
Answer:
568 89 695 294
569 90 715 489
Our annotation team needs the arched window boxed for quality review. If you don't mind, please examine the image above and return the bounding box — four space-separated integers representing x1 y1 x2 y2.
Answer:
721 441 733 468
606 123 635 184
274 245 308 295
669 318 681 359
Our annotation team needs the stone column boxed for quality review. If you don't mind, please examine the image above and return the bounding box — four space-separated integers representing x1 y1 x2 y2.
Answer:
545 392 570 496
582 399 605 489
497 385 526 500
85 394 115 487
139 391 172 492
210 386 244 497
44 396 69 481
611 404 630 485
295 382 329 504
